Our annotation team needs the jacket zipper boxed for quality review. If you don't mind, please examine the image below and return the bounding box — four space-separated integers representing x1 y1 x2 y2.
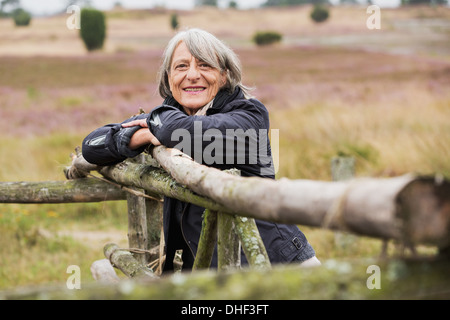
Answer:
180 203 196 261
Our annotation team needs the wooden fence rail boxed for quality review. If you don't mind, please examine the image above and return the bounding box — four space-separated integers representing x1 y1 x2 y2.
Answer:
65 146 450 248
1 145 450 282
0 179 127 203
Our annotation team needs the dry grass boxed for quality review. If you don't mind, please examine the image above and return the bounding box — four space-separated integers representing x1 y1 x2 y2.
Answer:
0 5 449 290
248 47 450 179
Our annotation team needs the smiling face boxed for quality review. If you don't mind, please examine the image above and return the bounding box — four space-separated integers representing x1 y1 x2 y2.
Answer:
168 41 227 115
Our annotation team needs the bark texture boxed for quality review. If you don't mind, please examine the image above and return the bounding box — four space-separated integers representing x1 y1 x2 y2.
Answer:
0 179 126 203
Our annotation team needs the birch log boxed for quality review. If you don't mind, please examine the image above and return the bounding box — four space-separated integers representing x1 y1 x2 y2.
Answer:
151 146 450 248
234 216 271 270
104 243 157 280
127 192 149 265
217 212 241 271
192 209 218 270
97 159 227 212
0 179 126 203
65 147 450 248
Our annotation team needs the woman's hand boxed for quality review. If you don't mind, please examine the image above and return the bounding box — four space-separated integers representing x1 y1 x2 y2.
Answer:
122 119 161 149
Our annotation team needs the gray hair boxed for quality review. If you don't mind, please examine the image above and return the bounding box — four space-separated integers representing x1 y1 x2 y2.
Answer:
157 28 253 99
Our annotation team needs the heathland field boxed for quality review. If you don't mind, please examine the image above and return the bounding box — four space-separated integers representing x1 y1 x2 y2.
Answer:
0 5 449 290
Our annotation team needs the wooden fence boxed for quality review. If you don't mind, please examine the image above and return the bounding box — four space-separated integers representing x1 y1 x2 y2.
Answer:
66 145 450 252
1 145 450 298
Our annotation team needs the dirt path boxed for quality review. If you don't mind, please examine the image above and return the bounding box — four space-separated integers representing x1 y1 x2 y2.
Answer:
57 229 128 249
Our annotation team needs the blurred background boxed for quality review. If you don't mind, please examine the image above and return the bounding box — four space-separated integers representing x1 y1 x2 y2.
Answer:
0 0 449 290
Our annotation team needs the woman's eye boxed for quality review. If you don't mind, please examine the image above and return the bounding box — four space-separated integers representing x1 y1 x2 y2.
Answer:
175 64 187 70
199 63 211 69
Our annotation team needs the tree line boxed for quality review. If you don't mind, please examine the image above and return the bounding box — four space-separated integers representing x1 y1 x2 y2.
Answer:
194 0 449 7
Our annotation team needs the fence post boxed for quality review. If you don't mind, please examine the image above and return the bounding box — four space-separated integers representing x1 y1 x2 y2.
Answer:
127 192 149 265
234 216 271 270
330 155 356 249
193 209 218 270
215 168 271 271
145 198 163 249
331 156 355 181
217 211 241 271
126 154 164 266
216 169 242 271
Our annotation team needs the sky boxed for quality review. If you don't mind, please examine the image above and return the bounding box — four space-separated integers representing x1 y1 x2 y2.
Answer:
19 0 402 16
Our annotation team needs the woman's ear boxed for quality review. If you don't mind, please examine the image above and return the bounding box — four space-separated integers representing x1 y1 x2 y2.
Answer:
221 70 228 87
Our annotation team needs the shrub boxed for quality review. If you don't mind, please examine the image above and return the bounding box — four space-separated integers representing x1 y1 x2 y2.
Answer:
170 13 179 31
79 8 106 51
12 8 31 27
252 31 283 46
310 5 329 23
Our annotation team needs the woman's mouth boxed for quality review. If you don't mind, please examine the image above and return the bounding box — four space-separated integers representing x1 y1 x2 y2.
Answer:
183 87 206 93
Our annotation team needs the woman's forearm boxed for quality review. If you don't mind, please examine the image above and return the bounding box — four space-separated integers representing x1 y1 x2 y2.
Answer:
128 128 161 150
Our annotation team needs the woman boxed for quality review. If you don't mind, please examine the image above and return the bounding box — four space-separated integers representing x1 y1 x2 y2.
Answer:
82 28 320 271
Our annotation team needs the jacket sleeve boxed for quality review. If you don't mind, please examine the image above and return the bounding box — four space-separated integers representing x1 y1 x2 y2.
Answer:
147 100 266 148
82 113 149 166
146 100 275 178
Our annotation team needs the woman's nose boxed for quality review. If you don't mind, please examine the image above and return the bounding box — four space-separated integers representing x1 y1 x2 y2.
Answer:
186 65 200 81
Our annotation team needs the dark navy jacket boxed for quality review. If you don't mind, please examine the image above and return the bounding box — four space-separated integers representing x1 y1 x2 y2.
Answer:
82 88 315 271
